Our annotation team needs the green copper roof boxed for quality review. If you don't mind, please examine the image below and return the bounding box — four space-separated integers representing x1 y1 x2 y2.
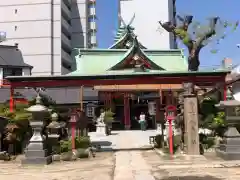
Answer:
70 47 188 76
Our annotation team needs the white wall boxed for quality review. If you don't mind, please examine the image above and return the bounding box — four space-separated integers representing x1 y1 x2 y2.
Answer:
0 0 88 75
120 0 175 49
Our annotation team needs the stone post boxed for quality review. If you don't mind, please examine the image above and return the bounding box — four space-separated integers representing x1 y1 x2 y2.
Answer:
22 95 52 165
183 83 200 155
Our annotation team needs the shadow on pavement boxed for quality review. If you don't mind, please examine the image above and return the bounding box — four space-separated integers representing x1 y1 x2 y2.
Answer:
91 141 112 147
110 133 119 135
160 175 223 180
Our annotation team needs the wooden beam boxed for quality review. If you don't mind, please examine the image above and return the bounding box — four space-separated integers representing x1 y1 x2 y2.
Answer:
94 84 182 91
80 86 83 111
10 76 225 88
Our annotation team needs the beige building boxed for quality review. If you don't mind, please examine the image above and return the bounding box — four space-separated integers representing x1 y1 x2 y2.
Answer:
0 0 97 75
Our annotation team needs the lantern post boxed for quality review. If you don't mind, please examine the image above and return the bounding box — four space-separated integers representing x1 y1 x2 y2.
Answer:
165 105 177 156
70 110 79 150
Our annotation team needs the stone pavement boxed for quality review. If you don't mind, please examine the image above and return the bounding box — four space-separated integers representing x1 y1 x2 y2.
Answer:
3 130 240 180
142 150 240 180
89 130 158 150
110 130 157 180
0 152 114 180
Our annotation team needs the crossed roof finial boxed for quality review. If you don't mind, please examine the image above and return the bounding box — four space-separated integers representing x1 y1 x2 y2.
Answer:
118 13 135 28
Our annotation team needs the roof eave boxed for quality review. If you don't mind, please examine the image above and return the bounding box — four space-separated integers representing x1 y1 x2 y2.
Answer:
6 70 229 82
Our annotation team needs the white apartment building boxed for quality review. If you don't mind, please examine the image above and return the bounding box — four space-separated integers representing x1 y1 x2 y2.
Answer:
119 0 177 49
0 0 97 75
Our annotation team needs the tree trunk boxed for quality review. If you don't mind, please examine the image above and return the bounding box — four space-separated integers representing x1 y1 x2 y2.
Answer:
188 48 200 71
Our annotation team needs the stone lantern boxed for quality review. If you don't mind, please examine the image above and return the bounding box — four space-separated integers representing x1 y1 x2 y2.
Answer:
215 99 240 160
47 112 66 155
22 95 52 165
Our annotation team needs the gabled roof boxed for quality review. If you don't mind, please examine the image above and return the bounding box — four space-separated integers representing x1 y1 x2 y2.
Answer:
109 25 146 49
70 47 187 76
109 37 164 71
0 45 32 68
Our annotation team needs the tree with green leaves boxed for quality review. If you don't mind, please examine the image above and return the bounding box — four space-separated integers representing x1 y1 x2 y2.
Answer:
159 15 238 71
0 91 56 154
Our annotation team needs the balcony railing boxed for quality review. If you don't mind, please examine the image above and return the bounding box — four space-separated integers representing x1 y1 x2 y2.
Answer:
61 33 71 51
61 50 72 65
61 1 71 20
62 17 71 36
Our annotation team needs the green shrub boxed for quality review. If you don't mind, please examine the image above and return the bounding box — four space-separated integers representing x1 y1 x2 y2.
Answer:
60 139 71 153
60 136 91 153
75 136 90 149
104 110 115 124
201 136 215 149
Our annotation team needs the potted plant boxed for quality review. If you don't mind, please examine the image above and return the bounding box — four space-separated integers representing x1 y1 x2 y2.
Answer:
103 110 115 135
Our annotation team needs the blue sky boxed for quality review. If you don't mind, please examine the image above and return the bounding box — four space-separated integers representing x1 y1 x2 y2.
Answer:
96 0 239 68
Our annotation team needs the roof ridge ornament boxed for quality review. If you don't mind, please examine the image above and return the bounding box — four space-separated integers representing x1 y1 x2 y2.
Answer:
118 13 135 28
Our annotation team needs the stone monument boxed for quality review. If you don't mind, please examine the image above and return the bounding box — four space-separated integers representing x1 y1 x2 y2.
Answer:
22 94 52 165
96 111 106 135
183 82 200 155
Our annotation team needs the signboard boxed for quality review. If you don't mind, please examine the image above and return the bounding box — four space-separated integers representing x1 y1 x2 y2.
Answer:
148 101 156 115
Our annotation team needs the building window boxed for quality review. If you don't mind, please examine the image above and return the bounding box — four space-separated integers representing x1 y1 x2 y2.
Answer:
15 9 17 14
3 68 22 78
86 104 95 117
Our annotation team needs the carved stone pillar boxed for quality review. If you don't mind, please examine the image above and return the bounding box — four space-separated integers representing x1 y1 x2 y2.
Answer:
183 83 200 155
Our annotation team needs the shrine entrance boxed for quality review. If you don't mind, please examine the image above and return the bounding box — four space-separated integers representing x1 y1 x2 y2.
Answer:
98 91 164 130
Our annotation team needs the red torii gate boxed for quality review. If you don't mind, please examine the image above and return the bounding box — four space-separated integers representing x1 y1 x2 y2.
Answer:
5 71 228 113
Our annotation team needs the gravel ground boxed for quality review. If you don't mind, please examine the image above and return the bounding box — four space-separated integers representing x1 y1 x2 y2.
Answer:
0 152 114 180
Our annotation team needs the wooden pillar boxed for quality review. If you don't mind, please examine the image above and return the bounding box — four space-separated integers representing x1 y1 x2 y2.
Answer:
223 85 227 101
80 86 83 111
9 86 14 112
124 93 130 130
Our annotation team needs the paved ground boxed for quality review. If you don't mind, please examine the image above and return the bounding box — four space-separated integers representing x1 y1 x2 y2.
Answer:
1 130 240 180
89 130 158 150
0 152 114 180
142 150 240 180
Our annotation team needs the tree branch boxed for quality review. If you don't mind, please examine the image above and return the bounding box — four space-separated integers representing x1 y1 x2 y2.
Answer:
159 15 194 48
177 15 193 31
196 17 219 47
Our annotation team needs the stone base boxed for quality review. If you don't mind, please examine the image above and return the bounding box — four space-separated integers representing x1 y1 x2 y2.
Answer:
125 125 131 130
96 124 106 135
25 149 47 158
216 148 240 160
22 155 52 165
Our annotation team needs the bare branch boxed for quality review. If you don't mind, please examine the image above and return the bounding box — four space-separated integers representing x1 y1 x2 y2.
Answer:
177 15 193 31
196 17 219 47
158 21 176 33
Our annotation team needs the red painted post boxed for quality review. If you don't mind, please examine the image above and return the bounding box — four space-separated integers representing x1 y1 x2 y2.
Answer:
70 111 78 150
9 86 14 112
223 85 227 101
165 105 176 157
71 122 76 150
168 120 173 156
